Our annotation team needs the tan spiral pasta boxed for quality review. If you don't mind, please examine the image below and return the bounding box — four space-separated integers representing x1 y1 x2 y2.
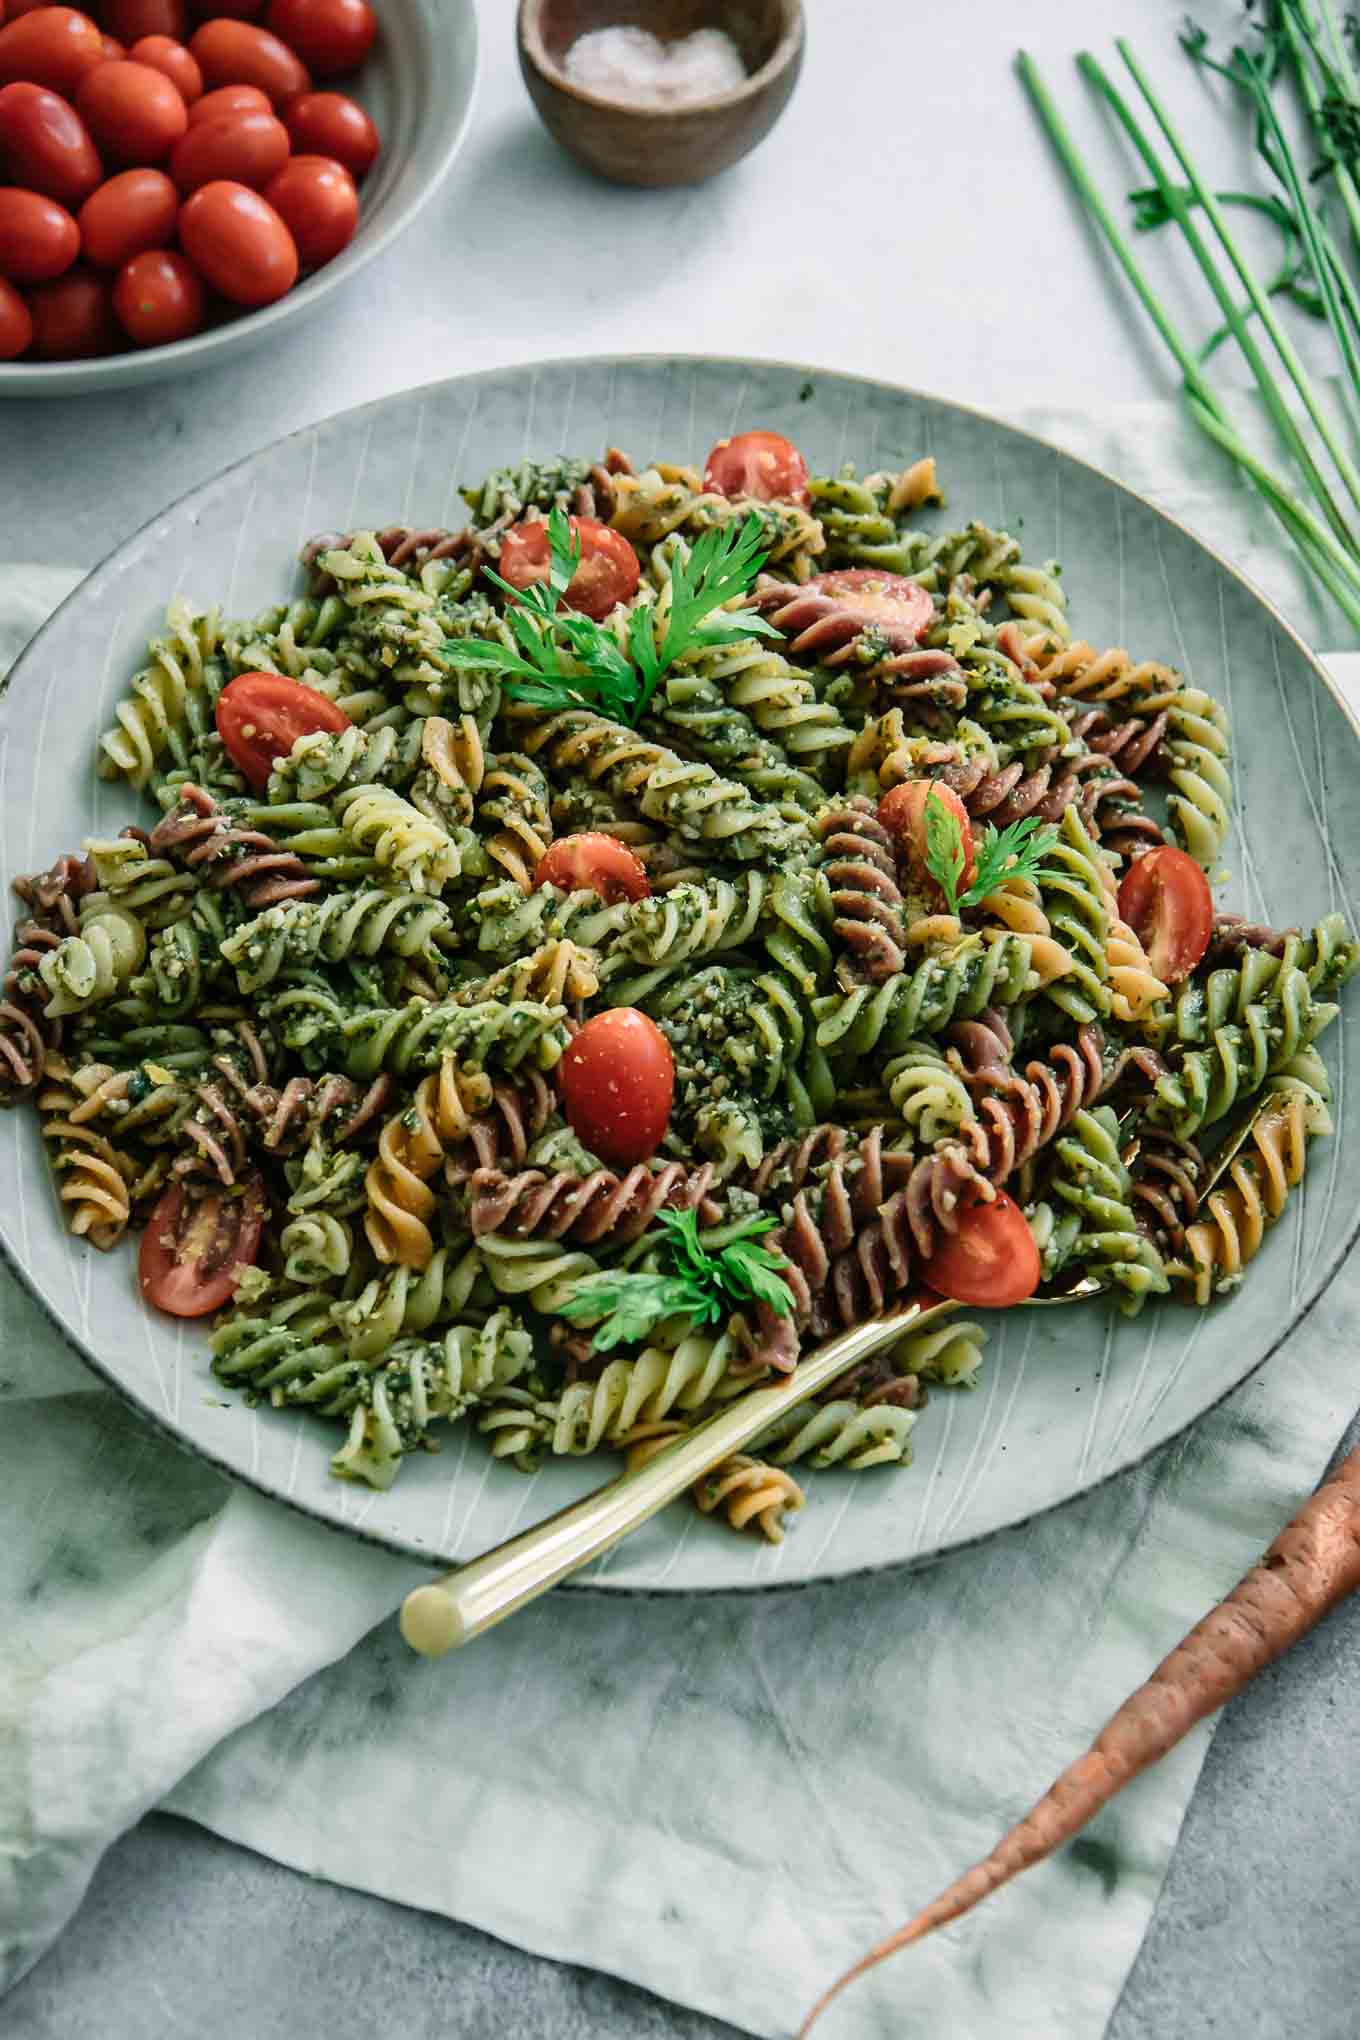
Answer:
1169 1088 1318 1304
364 1059 493 1268
38 1055 133 1249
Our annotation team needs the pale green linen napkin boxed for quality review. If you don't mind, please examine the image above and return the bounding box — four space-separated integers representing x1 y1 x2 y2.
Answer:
3 394 1359 2039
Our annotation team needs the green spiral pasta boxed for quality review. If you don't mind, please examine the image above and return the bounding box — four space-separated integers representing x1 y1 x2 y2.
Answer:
883 1042 978 1147
1042 1106 1170 1313
86 838 195 926
643 668 826 815
550 1327 747 1454
333 784 461 893
469 877 631 961
812 932 1035 1058
314 996 568 1080
901 521 1070 640
98 600 226 789
1035 808 1112 1024
38 904 146 1018
219 887 450 992
331 1311 537 1489
336 1243 487 1360
676 637 856 778
268 722 424 804
753 1399 918 1469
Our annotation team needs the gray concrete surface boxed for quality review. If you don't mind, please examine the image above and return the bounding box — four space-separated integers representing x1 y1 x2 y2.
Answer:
8 1400 1360 2040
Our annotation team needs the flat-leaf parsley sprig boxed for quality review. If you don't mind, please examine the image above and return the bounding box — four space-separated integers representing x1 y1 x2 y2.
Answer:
924 788 1058 915
442 506 780 728
560 1207 794 1355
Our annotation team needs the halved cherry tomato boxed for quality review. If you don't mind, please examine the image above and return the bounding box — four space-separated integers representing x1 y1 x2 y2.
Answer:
105 0 189 40
178 177 297 304
0 185 78 281
216 670 351 789
282 87 377 175
79 164 178 266
0 81 104 206
113 243 203 344
262 151 355 265
267 0 375 78
75 59 188 166
1117 845 1213 986
534 832 650 905
139 1176 266 1318
129 33 204 102
920 1190 1040 1307
26 258 117 355
170 106 289 192
497 516 640 622
704 429 810 508
878 779 975 900
0 9 104 94
188 17 310 104
0 272 33 356
187 79 269 125
559 1008 674 1169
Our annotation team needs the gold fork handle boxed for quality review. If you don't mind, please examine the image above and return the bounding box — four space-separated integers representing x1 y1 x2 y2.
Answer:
400 1296 949 1656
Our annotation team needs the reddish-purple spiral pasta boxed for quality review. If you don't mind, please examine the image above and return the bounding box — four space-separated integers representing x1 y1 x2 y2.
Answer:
1203 914 1293 965
148 785 318 909
753 580 938 665
13 851 96 928
0 920 64 1100
954 1025 1107 1183
178 1050 393 1185
1129 1127 1204 1253
465 1159 719 1246
442 1072 556 1186
871 648 969 713
815 798 909 983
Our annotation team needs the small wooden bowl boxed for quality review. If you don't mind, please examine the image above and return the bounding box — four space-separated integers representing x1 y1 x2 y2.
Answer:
517 0 804 188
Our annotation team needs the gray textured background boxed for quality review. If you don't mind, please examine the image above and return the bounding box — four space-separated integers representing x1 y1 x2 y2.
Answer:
4 1 1360 2034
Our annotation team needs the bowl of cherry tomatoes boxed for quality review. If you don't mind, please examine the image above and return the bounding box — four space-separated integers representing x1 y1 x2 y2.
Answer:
0 0 477 392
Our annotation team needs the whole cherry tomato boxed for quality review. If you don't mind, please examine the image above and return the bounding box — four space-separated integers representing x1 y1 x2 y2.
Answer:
103 0 188 40
78 165 177 266
100 33 127 60
189 17 309 104
282 86 376 174
26 259 117 355
534 832 651 905
0 81 103 205
170 106 288 191
128 33 203 101
186 79 268 124
920 1190 1041 1307
216 670 351 787
76 59 188 165
138 1176 266 1318
878 780 976 901
0 8 104 93
497 516 640 622
704 429 811 507
266 0 375 77
0 184 77 280
0 272 33 355
261 150 354 265
559 1008 674 1168
1116 845 1214 987
177 176 296 304
113 243 203 343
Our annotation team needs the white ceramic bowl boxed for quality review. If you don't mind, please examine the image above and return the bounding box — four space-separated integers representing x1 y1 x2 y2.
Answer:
0 0 478 399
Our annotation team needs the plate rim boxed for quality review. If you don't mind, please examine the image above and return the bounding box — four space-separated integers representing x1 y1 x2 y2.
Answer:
0 0 481 400
4 348 1359 1592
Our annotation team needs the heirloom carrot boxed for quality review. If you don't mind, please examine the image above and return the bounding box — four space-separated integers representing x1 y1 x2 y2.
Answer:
801 1443 1360 2034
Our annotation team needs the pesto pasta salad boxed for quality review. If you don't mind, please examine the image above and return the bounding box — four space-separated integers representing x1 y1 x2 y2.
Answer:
5 429 1357 1543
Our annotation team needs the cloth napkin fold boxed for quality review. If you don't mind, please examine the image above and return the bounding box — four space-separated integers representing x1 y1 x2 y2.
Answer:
4 393 1360 2040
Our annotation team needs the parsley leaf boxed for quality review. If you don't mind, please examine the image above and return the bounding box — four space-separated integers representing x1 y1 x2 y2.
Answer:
559 1205 794 1354
923 786 1057 914
441 509 778 729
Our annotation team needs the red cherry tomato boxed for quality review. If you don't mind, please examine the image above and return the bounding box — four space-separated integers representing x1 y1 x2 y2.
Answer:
186 78 268 124
534 832 651 905
76 59 188 165
920 1190 1041 1308
0 271 32 355
497 516 640 623
178 176 296 304
0 184 77 280
0 8 104 94
113 242 202 343
216 669 351 788
1116 845 1214 987
104 0 188 40
0 81 103 205
878 780 976 898
129 32 203 101
262 150 354 266
26 260 117 355
170 105 288 191
266 0 375 77
78 165 177 265
138 1176 266 1318
189 17 309 104
559 1008 674 1169
100 33 127 60
282 86 375 174
704 429 811 508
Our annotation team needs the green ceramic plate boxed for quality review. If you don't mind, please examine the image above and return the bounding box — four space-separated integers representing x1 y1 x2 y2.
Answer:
4 355 1358 1592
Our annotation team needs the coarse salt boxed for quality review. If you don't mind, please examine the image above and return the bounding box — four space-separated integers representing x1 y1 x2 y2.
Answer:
563 25 747 108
